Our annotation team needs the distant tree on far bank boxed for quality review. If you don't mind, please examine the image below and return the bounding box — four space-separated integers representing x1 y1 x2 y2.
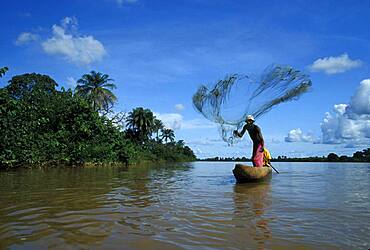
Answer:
327 153 339 162
199 148 370 162
352 148 370 162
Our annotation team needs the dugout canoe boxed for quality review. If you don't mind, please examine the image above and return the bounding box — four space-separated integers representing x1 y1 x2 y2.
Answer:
232 164 272 183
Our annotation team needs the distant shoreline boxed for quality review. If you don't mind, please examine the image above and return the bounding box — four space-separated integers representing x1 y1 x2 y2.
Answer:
197 159 369 163
197 149 370 163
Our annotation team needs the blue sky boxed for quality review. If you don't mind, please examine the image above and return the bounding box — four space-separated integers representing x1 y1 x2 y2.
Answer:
1 0 369 158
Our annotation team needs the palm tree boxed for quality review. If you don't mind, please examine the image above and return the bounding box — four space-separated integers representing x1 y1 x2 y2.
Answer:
126 107 155 141
153 118 164 141
161 128 175 143
0 67 8 78
75 71 117 112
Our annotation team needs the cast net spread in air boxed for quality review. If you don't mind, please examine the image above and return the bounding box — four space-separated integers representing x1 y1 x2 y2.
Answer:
192 64 312 145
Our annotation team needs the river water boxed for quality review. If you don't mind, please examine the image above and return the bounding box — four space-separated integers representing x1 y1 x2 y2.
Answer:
0 162 369 249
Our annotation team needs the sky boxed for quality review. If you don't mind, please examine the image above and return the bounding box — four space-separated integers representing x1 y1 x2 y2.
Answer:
1 0 369 158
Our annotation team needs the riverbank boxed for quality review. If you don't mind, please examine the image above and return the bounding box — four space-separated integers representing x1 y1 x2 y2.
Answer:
0 71 196 169
0 158 195 171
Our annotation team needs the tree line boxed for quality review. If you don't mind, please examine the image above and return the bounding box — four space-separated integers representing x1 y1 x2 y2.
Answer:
0 67 196 168
198 148 370 162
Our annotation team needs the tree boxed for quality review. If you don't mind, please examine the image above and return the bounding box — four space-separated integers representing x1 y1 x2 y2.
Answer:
126 107 155 142
6 73 57 100
176 140 185 147
1 73 134 167
75 71 117 112
161 128 175 143
0 67 8 78
1 71 197 168
153 118 164 141
353 148 370 161
327 153 339 162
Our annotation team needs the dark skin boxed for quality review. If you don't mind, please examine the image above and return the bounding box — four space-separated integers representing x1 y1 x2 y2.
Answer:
234 119 264 157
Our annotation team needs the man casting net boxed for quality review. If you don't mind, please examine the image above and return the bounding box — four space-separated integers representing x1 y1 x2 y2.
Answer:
192 64 312 145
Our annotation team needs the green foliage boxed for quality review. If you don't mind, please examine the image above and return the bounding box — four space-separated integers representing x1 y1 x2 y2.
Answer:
153 119 164 141
126 107 155 142
0 67 8 78
327 153 339 162
352 148 370 162
0 73 126 167
75 71 117 112
161 128 175 143
139 140 196 162
0 72 196 168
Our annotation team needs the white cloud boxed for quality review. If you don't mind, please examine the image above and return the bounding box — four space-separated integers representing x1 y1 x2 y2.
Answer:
320 79 370 146
270 138 282 144
285 128 316 143
350 79 370 115
15 32 39 45
181 118 216 130
309 53 362 74
154 113 183 130
154 112 216 131
187 138 223 146
61 16 78 31
174 103 185 111
42 17 106 65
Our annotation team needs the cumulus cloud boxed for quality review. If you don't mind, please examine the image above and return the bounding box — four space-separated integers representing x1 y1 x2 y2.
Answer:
174 103 185 111
154 112 216 131
15 32 39 45
350 79 370 114
154 113 183 130
320 79 370 146
285 128 316 143
42 17 106 65
309 53 362 74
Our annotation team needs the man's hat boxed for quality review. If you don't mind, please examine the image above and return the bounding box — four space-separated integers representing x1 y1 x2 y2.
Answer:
246 115 254 121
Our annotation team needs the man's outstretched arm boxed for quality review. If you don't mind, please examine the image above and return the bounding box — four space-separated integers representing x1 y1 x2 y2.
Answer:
234 124 248 138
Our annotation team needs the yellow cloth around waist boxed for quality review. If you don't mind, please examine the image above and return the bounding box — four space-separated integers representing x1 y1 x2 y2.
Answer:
263 148 272 165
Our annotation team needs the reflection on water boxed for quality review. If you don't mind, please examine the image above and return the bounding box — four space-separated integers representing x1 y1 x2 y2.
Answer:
0 162 369 249
233 183 272 250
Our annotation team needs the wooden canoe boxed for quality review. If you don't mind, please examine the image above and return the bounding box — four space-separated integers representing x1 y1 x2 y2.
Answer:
232 164 272 183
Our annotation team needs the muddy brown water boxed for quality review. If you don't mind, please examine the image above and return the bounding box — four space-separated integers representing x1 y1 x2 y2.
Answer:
0 162 369 249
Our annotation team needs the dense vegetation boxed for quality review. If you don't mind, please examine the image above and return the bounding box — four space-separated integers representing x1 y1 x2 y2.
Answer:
0 69 196 169
199 148 370 162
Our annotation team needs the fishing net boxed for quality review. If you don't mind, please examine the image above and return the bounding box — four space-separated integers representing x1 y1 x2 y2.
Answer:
192 64 312 145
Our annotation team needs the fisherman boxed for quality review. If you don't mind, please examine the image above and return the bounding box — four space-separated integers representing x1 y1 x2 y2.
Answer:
233 115 265 167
